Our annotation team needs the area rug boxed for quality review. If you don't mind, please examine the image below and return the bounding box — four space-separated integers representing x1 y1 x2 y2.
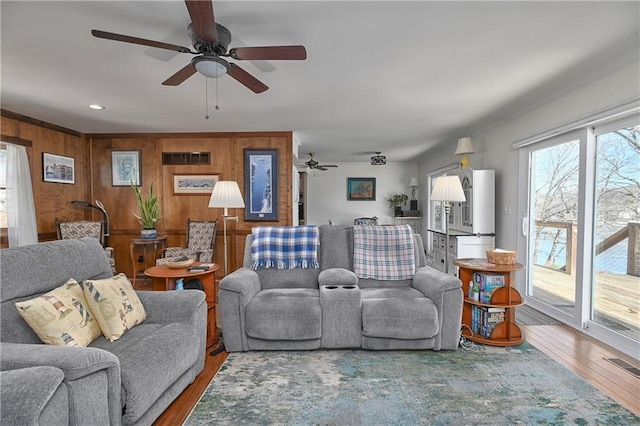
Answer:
185 344 639 425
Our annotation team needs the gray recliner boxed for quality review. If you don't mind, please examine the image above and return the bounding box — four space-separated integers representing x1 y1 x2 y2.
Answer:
0 238 207 425
219 224 463 352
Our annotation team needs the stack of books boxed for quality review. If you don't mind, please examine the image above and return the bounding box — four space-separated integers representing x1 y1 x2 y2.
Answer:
473 272 505 303
471 305 506 338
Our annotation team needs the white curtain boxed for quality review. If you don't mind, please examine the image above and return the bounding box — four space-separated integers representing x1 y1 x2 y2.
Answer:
6 144 38 246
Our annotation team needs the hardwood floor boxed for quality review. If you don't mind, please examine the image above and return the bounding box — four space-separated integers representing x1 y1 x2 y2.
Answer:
154 325 640 425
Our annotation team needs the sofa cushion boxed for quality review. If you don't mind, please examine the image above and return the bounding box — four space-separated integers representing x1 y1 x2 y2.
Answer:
15 278 102 347
89 321 199 424
82 274 146 342
318 268 358 286
361 296 439 340
246 289 321 340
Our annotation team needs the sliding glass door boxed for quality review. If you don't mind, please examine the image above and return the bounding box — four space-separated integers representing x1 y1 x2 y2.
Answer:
591 120 640 344
519 116 639 358
526 136 580 319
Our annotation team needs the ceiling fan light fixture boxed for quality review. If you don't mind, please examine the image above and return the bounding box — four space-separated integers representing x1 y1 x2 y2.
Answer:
371 152 386 166
193 56 229 78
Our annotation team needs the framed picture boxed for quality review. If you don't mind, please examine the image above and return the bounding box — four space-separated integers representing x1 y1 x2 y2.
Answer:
173 174 220 195
244 149 278 221
347 177 376 201
111 150 141 186
43 153 75 184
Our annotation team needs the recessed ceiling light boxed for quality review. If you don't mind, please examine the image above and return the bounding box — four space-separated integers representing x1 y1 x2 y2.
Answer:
88 104 105 110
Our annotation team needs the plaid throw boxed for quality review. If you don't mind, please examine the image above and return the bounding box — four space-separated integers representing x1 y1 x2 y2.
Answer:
353 225 416 280
251 225 320 270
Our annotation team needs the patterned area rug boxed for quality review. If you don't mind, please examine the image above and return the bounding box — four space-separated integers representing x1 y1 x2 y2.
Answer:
186 344 638 425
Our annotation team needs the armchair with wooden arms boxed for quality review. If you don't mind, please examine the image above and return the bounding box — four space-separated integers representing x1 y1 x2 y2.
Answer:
157 219 218 265
55 219 116 274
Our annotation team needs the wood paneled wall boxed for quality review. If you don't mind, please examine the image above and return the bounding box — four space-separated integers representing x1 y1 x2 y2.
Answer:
89 132 293 275
1 111 90 243
1 111 294 276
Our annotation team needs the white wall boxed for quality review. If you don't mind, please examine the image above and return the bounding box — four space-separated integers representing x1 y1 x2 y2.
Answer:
417 60 640 253
306 162 419 226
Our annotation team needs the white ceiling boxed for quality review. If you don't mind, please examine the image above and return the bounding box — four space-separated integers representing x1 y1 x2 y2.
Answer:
1 1 638 163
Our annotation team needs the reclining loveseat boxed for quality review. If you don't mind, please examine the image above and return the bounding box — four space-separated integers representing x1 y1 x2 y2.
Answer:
0 238 207 425
219 224 463 351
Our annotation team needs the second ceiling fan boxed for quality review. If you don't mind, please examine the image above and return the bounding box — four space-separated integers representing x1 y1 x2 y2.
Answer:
92 0 307 93
303 153 338 171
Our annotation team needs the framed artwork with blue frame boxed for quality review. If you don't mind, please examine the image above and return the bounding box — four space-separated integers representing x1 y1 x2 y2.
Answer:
244 149 278 221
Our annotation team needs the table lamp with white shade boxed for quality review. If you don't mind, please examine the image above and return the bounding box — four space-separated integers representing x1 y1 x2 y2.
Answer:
208 181 245 276
430 175 466 274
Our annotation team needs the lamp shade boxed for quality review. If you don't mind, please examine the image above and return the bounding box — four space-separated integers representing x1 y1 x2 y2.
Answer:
455 137 475 155
408 177 418 188
430 175 466 202
208 181 245 209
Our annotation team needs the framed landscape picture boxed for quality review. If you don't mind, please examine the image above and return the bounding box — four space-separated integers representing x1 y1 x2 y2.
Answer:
111 150 141 186
43 153 75 184
173 174 220 195
244 149 278 221
347 177 376 201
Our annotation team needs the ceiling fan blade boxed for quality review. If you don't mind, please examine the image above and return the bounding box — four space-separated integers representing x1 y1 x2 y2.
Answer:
227 63 269 93
185 0 217 44
317 165 338 168
162 63 197 86
91 30 192 53
229 46 307 61
316 167 328 171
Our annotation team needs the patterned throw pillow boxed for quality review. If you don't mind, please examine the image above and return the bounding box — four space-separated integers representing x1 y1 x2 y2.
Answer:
82 273 146 342
15 278 102 347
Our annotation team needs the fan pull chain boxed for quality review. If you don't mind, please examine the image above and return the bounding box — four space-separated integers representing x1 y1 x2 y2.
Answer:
205 77 210 120
215 73 220 111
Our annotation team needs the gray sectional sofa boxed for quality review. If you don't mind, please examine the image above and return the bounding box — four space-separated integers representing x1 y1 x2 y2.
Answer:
220 224 463 351
0 238 207 425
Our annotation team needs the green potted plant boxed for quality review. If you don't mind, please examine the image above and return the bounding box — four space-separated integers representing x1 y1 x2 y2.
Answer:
387 193 408 217
132 183 161 239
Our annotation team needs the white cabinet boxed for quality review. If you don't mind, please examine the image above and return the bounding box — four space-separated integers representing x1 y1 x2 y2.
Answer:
449 169 495 235
432 232 495 275
430 168 495 276
394 216 421 234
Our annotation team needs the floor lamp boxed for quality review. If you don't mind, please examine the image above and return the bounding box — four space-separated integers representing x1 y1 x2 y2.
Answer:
430 175 466 274
208 181 245 276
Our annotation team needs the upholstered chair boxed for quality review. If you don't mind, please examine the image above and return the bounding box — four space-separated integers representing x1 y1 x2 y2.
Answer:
354 217 379 226
55 219 116 274
157 219 218 265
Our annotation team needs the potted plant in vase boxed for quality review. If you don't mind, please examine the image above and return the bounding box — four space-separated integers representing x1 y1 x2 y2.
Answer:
132 183 161 239
387 193 408 217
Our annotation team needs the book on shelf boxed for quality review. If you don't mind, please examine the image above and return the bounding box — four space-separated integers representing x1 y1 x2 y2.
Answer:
473 272 505 303
471 305 506 338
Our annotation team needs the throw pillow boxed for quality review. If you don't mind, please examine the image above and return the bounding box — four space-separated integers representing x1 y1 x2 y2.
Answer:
83 273 146 342
15 278 102 347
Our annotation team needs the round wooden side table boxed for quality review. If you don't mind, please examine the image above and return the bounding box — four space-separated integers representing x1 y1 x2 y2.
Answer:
144 263 221 349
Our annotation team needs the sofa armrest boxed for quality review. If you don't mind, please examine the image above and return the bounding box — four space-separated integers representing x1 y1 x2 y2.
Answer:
218 268 261 351
1 366 68 425
412 266 463 350
137 289 206 324
0 342 121 425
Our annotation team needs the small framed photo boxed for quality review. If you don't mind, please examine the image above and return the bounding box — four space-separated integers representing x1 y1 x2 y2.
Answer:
244 149 278 221
43 153 75 184
347 177 376 201
111 150 141 186
173 174 220 195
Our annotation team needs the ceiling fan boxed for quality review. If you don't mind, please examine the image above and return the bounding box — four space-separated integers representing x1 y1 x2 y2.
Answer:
303 153 338 171
91 0 307 93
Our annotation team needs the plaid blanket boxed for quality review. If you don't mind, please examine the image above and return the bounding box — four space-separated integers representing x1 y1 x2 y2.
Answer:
251 225 320 270
353 225 416 280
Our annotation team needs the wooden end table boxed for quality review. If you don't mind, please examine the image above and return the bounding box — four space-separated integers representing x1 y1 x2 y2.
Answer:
144 263 220 349
130 236 167 287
